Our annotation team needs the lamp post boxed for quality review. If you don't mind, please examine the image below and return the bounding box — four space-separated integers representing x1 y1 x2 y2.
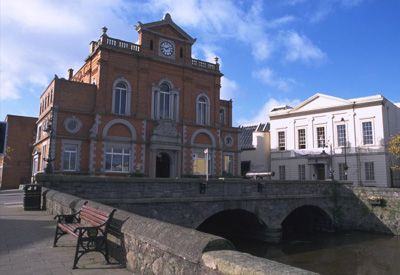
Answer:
43 110 54 174
328 141 334 180
341 118 348 180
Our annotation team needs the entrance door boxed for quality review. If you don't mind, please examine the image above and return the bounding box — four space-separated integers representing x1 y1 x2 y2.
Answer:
156 153 170 178
316 164 325 180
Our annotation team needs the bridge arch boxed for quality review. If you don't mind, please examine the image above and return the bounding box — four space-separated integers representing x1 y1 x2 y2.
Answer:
279 204 334 239
196 209 269 244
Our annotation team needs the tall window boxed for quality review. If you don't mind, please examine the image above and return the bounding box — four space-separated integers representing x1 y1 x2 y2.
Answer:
114 82 127 114
298 164 306 180
197 96 208 125
317 127 325 148
365 162 375 181
337 124 346 147
223 155 233 174
159 83 170 119
37 125 42 141
152 80 179 121
41 144 47 171
298 129 306 149
278 131 286 151
362 122 373 145
279 165 286 180
338 163 347 180
112 79 131 115
220 108 225 125
193 152 210 175
105 147 130 172
63 145 77 171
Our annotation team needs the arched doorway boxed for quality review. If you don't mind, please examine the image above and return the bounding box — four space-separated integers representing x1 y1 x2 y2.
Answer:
156 152 170 178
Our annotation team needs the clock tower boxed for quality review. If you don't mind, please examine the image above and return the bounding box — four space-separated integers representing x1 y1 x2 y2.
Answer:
135 13 196 62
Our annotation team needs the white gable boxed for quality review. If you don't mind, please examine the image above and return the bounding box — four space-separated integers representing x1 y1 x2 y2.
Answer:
292 94 349 112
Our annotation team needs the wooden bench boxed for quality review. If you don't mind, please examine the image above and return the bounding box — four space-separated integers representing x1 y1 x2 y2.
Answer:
53 202 117 269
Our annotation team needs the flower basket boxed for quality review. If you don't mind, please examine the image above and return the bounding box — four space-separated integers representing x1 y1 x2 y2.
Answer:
367 196 382 206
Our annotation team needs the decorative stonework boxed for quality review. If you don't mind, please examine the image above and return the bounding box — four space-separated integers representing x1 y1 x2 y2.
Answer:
224 135 234 147
151 120 181 143
64 116 82 133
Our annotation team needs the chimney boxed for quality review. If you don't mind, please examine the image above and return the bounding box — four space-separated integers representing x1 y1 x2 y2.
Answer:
68 68 74 80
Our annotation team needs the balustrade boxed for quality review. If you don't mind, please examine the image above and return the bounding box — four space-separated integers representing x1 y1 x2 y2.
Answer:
92 35 218 72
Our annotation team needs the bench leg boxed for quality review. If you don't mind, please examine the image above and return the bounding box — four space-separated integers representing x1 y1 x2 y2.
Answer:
53 226 66 247
73 240 80 269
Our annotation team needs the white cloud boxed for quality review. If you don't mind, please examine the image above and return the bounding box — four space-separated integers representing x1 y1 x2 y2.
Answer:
253 67 297 92
281 30 326 63
221 77 240 101
237 97 301 125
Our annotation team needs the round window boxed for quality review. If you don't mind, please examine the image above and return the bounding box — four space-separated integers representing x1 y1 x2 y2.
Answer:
224 135 234 147
64 116 82 133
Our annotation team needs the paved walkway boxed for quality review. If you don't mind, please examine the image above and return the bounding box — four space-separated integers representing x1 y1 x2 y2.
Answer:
0 189 131 275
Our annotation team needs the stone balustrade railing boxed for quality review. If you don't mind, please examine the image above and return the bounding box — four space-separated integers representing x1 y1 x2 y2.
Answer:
89 35 219 72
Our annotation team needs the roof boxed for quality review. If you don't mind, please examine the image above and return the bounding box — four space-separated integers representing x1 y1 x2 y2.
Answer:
135 13 196 44
269 93 392 118
239 123 269 150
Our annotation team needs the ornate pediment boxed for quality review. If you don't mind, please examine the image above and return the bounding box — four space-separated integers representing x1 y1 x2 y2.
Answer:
151 119 181 143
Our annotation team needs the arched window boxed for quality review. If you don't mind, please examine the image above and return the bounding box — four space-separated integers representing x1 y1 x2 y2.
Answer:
150 39 154 50
159 83 170 119
114 82 127 114
151 79 180 121
112 78 132 115
196 95 210 125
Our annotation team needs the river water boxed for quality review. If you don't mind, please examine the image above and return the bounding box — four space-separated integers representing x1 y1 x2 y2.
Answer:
236 232 400 275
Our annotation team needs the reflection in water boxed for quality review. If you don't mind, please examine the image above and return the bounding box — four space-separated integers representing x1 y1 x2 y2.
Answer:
235 232 400 275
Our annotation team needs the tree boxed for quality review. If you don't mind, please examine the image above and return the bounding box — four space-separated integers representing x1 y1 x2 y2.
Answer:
388 132 400 171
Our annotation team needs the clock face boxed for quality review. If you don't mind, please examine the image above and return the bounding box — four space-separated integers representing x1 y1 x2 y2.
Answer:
160 41 174 56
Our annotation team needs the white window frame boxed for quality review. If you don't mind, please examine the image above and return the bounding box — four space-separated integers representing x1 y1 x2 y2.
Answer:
61 140 81 172
361 120 374 145
196 94 210 126
297 128 307 150
105 146 131 173
151 79 180 121
365 162 375 181
220 108 226 125
337 124 347 147
316 126 326 148
223 153 234 175
192 150 211 175
112 78 132 115
278 130 286 151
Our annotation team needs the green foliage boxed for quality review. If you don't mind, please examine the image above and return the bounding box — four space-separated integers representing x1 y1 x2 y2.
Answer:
388 131 400 171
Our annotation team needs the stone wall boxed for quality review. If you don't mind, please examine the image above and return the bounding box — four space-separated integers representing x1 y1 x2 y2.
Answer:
36 174 400 237
43 188 317 274
338 186 400 235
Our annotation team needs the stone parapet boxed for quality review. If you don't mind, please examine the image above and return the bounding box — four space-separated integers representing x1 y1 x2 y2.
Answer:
42 187 317 274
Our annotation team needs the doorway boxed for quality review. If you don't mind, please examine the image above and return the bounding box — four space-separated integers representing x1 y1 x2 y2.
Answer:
156 152 170 178
316 164 325 180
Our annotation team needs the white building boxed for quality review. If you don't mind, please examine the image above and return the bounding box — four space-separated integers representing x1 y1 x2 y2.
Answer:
239 123 270 176
269 94 400 187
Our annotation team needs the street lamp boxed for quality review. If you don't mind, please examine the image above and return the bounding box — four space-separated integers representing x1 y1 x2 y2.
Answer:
341 118 348 180
43 110 54 174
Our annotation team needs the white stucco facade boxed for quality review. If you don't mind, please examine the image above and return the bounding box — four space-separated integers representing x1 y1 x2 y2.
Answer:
269 94 400 187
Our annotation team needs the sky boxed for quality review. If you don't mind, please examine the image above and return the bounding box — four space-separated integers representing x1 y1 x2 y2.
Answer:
1 0 399 126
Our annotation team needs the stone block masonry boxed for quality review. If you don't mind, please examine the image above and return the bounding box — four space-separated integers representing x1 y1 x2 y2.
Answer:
42 188 317 274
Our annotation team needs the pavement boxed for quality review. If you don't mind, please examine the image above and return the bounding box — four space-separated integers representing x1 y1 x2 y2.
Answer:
0 189 131 275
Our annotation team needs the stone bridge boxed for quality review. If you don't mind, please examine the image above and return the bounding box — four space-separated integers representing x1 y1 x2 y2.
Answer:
36 175 399 242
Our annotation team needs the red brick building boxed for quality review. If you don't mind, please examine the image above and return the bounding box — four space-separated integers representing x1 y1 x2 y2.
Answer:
33 14 240 178
0 115 37 189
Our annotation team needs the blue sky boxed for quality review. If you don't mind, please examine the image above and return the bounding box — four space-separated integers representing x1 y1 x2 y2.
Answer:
1 0 399 126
